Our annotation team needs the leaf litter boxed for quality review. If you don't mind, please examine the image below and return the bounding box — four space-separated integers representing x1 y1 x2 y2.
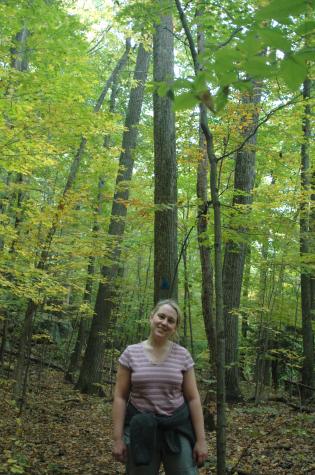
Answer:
0 368 314 474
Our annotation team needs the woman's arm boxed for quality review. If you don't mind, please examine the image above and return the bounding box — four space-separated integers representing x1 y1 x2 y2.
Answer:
183 368 208 467
112 364 131 463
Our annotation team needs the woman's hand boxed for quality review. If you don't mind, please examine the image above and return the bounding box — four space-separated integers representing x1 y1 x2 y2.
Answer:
193 438 208 468
112 438 128 464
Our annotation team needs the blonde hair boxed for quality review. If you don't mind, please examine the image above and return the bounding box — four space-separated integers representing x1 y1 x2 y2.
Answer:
150 299 182 327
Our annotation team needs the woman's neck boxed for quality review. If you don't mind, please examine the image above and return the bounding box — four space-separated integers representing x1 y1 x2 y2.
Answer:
146 335 171 349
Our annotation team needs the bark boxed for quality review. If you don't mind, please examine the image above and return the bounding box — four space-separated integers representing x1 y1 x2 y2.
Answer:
223 82 262 401
153 6 178 303
183 240 194 357
77 44 150 395
241 246 251 338
300 78 314 401
11 28 29 70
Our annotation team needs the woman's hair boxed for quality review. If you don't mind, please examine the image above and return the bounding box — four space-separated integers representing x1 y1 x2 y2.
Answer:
150 299 182 327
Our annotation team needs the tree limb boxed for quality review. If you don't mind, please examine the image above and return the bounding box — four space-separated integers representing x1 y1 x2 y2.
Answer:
217 94 305 161
94 38 131 112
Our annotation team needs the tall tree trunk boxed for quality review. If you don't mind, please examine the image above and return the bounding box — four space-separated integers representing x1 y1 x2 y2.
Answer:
64 253 96 383
65 74 122 383
197 25 216 369
182 239 194 357
300 78 314 400
9 173 24 253
153 5 178 303
174 2 226 471
223 82 262 401
201 106 226 475
2 28 30 253
241 246 251 338
77 44 150 395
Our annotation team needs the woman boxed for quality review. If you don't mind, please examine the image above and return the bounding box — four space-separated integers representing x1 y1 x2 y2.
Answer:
112 299 208 474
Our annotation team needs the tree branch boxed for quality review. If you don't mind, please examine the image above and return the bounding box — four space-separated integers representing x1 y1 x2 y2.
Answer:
94 38 131 112
217 94 305 161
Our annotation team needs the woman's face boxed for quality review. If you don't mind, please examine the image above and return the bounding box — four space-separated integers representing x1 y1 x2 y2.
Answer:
150 303 178 341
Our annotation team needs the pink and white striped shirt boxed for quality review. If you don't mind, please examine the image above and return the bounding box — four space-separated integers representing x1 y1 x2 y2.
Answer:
119 342 194 416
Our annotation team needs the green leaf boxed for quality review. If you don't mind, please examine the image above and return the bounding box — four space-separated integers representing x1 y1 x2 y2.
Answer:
10 466 24 475
232 79 255 92
214 86 229 113
156 81 170 97
259 28 291 51
295 47 315 60
256 0 309 21
216 69 238 86
240 31 264 55
279 55 308 90
172 78 193 91
215 47 242 73
193 71 208 94
244 56 274 77
173 92 199 111
296 20 315 36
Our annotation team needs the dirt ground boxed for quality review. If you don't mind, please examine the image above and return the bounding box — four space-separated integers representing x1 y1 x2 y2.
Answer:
0 368 314 474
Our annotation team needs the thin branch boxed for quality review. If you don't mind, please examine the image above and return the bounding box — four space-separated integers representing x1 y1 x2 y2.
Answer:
174 0 199 72
217 94 305 161
88 26 112 55
214 26 243 49
94 38 131 112
163 26 190 47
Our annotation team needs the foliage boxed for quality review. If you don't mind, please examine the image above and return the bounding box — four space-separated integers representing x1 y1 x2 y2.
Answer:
0 0 313 408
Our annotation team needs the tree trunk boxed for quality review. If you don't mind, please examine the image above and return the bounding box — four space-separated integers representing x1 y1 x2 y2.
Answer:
174 2 226 471
254 242 268 402
1 29 30 252
153 5 178 303
223 82 262 401
13 139 86 403
300 78 314 401
64 253 95 383
77 44 150 395
65 73 122 383
183 241 194 357
241 246 251 339
197 25 216 369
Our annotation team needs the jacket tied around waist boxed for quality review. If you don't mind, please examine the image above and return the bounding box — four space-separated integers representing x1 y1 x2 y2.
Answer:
124 402 196 466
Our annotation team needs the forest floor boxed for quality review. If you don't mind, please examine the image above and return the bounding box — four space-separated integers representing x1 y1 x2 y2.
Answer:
0 366 314 475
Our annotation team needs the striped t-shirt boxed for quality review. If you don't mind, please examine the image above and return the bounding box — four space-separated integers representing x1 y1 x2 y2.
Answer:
119 342 194 416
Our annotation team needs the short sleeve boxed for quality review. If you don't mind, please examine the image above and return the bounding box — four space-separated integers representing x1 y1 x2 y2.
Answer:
118 346 131 369
182 347 194 371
